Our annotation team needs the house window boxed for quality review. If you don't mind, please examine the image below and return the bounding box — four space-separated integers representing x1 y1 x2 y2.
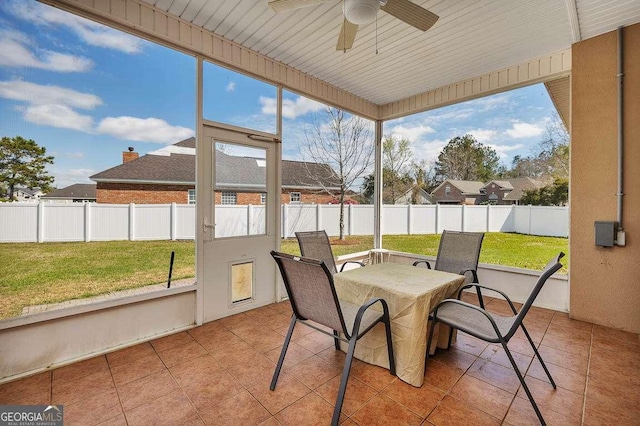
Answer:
221 192 237 205
188 189 196 204
290 192 301 203
260 193 266 204
445 186 451 196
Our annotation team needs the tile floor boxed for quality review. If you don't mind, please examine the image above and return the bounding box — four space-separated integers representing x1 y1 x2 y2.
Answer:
1 293 639 425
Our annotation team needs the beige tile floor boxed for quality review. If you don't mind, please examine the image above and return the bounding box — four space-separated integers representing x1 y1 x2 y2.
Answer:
1 293 639 425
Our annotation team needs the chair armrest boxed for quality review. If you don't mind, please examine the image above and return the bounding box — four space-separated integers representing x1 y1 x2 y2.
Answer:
433 299 505 340
457 284 518 314
339 261 366 272
352 298 389 339
412 260 432 269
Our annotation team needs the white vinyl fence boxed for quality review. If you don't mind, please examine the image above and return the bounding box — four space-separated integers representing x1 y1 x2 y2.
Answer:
0 202 568 243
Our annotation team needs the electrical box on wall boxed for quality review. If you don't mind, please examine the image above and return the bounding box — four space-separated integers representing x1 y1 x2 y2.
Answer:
594 221 616 247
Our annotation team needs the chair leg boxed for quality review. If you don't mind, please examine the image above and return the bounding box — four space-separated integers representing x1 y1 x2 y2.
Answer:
332 334 358 426
500 340 547 426
270 315 296 391
520 324 557 389
382 312 396 376
333 330 340 350
425 316 438 362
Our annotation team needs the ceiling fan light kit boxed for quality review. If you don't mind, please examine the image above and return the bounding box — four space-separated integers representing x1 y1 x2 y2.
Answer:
344 0 380 25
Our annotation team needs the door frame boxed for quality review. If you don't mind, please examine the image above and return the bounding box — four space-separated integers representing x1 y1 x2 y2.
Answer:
195 120 282 323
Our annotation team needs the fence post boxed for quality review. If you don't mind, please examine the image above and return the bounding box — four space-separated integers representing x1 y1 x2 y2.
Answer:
171 203 177 241
348 203 353 236
282 203 289 238
247 204 252 235
407 204 412 235
486 204 491 232
129 203 135 241
435 203 440 234
37 201 44 243
528 204 533 235
316 203 322 231
84 202 91 242
461 204 466 232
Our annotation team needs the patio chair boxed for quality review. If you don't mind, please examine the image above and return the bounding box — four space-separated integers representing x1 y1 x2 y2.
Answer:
426 252 565 426
270 251 396 426
412 230 486 307
295 230 365 274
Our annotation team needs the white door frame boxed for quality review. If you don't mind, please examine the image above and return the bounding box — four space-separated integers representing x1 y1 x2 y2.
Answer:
196 120 282 323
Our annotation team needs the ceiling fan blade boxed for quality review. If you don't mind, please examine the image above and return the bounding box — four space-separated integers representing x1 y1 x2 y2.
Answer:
381 0 439 31
336 19 359 51
268 0 331 13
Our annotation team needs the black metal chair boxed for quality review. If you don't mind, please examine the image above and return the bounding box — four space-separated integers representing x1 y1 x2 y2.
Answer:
427 252 565 426
413 230 486 307
295 230 364 274
270 251 396 426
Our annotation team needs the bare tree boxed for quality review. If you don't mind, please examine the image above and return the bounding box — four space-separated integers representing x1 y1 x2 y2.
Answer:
301 107 374 239
382 135 413 203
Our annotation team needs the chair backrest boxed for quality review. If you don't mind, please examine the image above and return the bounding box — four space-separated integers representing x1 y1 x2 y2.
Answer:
295 230 338 274
271 250 347 334
434 230 484 281
506 252 565 339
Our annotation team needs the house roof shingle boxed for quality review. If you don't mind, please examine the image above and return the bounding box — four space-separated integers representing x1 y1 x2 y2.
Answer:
432 179 485 195
42 184 97 199
90 138 340 189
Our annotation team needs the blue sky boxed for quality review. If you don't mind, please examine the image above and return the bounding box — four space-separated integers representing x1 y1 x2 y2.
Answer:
0 0 559 189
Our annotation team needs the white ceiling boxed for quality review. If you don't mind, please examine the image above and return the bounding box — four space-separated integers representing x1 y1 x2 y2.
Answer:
141 0 640 105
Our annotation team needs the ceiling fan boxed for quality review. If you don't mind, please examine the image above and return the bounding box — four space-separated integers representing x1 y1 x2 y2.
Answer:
268 0 439 51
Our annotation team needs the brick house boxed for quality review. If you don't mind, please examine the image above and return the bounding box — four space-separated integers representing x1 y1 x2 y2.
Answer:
481 177 545 205
90 138 341 204
431 179 485 204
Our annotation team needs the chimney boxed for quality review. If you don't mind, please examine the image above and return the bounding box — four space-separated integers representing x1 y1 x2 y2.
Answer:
123 147 138 164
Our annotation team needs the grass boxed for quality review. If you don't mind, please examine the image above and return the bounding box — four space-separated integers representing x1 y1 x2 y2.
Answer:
280 233 568 272
0 240 195 319
0 233 567 320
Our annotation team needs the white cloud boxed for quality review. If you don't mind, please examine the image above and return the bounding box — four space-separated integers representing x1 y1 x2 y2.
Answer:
6 0 143 54
97 116 194 143
466 94 512 111
505 121 544 138
0 80 102 109
387 123 435 142
24 104 94 132
0 30 93 72
466 129 497 144
64 152 85 159
51 168 96 188
260 96 324 119
488 143 526 159
226 81 236 92
411 139 448 163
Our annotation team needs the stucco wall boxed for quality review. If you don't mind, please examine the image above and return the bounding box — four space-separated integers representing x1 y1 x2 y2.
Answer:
570 24 640 333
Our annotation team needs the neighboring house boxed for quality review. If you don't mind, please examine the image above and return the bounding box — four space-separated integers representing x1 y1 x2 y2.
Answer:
482 177 545 205
90 138 342 205
431 180 485 205
394 186 434 205
41 184 97 203
12 187 44 202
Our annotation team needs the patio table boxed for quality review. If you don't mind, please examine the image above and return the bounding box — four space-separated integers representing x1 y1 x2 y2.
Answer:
333 262 465 387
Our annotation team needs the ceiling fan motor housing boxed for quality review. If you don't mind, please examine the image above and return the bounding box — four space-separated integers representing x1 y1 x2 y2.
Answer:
343 0 380 25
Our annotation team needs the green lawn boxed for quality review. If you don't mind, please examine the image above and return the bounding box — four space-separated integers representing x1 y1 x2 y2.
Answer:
0 233 567 319
281 233 568 272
